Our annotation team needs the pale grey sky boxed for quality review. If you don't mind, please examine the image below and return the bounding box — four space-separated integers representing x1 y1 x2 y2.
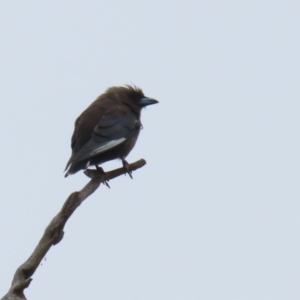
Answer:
1 1 300 299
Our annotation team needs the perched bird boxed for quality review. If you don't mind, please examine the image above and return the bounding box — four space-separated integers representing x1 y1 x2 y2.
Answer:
64 85 158 177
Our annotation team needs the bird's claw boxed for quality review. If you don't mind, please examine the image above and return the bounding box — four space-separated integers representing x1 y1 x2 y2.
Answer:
102 180 110 188
95 165 110 188
122 159 133 179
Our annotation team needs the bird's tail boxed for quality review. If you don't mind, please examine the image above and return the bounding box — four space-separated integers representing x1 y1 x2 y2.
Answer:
64 156 74 177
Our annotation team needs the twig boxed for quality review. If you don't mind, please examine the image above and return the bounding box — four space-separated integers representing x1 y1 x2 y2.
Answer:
1 159 146 300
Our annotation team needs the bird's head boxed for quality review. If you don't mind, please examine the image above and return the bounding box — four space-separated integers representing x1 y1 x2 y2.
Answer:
106 85 158 111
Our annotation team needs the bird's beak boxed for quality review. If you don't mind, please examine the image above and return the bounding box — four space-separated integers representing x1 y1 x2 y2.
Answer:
139 97 159 107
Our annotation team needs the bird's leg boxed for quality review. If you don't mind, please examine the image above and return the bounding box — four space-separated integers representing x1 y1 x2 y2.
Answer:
122 158 133 179
95 165 110 188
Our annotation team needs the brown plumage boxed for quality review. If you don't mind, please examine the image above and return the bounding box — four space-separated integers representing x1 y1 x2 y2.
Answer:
64 85 158 177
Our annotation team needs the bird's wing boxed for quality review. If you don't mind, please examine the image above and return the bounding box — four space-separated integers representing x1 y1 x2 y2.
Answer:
72 114 140 162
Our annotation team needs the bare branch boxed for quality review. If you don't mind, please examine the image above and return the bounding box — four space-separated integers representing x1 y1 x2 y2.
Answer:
1 159 146 300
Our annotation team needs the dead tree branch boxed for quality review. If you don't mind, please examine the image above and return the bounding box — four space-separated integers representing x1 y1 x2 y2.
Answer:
1 159 146 300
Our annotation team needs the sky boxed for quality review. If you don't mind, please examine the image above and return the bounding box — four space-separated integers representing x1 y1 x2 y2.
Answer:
0 1 300 299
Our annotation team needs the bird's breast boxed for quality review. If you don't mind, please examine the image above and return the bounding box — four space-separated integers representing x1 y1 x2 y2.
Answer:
119 129 140 158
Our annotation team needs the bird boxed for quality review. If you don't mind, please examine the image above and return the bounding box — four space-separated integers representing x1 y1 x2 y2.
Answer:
64 85 158 177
